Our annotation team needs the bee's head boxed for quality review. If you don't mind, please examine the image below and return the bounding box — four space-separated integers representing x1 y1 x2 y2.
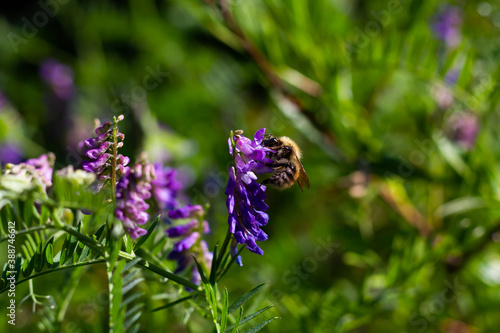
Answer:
262 136 280 148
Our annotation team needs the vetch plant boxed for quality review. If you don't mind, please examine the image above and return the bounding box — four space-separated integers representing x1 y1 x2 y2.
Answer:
226 128 274 255
80 115 130 191
0 119 292 332
115 161 155 239
166 204 212 287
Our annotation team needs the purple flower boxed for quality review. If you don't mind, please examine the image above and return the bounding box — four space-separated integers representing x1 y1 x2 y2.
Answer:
80 117 129 191
432 6 462 48
25 153 55 187
225 129 274 255
228 128 274 175
230 239 243 267
115 162 155 239
445 69 460 86
0 143 24 165
448 112 479 149
40 59 75 100
2 153 55 196
168 204 204 219
166 206 212 287
431 84 454 110
151 163 182 212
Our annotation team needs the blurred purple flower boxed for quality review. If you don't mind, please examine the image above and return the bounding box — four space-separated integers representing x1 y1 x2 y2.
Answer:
80 117 129 191
0 143 24 165
432 6 462 48
445 69 460 85
115 162 155 239
166 206 212 287
38 59 77 153
448 112 479 149
168 204 204 219
151 163 182 213
25 153 55 186
40 59 75 100
431 84 454 110
2 153 55 197
225 129 274 255
3 153 55 197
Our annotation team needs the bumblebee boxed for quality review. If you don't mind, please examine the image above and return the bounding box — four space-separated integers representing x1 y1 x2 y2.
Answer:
262 135 310 191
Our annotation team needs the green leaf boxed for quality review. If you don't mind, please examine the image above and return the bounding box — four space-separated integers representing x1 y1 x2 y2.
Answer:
14 255 22 281
123 269 139 285
51 250 61 268
135 259 199 290
26 254 36 277
150 237 168 256
435 196 486 218
152 295 194 312
73 242 85 263
192 256 209 285
440 48 459 77
133 215 160 252
220 287 229 332
122 277 144 295
225 306 274 333
243 317 279 333
1 263 7 282
203 283 219 330
127 323 140 333
109 260 126 333
457 49 475 89
64 222 81 265
60 232 71 265
209 242 219 285
23 198 36 226
228 283 266 314
78 243 91 262
52 172 109 213
123 257 142 273
231 307 243 333
25 234 37 256
21 258 30 277
42 237 54 266
122 292 142 308
40 205 50 225
123 309 142 332
94 224 107 241
218 245 245 282
34 241 44 272
124 303 144 318
45 244 54 266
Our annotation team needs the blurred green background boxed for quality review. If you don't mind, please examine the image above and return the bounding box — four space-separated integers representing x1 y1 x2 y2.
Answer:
2 0 500 332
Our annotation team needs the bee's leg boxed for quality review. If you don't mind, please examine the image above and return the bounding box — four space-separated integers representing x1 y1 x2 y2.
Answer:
261 178 270 185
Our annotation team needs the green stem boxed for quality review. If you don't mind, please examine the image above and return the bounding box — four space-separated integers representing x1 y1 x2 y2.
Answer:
51 210 105 256
0 225 52 243
229 130 236 148
56 266 84 323
152 295 195 312
217 245 245 282
116 250 199 290
111 116 119 203
215 227 232 274
136 258 200 291
0 259 107 295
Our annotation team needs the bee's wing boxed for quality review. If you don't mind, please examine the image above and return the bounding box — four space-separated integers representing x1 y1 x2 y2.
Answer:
291 150 310 191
